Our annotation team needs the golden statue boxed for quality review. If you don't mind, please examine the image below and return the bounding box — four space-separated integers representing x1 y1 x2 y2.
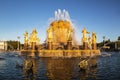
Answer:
92 32 96 44
47 28 53 42
82 27 90 42
29 28 38 45
24 31 28 43
67 29 73 41
23 58 37 79
88 36 92 49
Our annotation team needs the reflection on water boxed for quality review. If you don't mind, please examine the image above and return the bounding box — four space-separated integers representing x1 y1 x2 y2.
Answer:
0 52 120 80
46 58 79 80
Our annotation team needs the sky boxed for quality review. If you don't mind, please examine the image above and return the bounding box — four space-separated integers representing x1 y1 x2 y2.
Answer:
0 0 120 44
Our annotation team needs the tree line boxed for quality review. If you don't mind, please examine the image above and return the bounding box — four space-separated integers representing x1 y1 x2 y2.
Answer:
6 36 120 51
7 40 23 51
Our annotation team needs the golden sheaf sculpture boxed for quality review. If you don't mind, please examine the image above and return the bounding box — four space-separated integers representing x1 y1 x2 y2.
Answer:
47 20 74 45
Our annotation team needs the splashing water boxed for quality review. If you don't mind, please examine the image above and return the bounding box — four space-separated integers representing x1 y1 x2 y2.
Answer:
54 9 71 22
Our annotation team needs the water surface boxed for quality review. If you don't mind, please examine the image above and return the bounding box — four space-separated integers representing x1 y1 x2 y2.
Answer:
0 52 120 80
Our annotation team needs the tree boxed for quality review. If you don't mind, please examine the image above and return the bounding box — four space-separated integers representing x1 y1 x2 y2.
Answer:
118 36 120 41
7 40 20 51
117 36 120 49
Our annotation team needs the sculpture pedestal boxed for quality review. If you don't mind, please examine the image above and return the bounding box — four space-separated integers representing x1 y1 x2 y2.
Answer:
31 42 36 50
24 43 28 50
83 42 88 50
67 41 72 50
92 43 97 50
48 42 53 50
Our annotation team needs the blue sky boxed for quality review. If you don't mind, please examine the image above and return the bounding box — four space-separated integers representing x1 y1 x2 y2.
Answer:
0 0 120 44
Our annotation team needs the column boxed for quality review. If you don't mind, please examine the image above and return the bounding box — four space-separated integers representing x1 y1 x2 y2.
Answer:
48 42 53 50
32 42 36 50
83 42 88 50
24 43 28 50
67 41 72 50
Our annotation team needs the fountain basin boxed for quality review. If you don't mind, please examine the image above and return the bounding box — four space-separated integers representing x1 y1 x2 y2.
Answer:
21 50 100 58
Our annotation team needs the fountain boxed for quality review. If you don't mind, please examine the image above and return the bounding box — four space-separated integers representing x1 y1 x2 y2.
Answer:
21 9 100 57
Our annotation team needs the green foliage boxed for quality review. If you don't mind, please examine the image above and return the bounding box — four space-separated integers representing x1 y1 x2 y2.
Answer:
117 41 120 48
118 36 120 41
7 40 20 50
20 44 24 49
97 42 104 48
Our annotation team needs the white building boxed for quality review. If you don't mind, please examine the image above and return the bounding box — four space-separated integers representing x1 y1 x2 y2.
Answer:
0 41 7 51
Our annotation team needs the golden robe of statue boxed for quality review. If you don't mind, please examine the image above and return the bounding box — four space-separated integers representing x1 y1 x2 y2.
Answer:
24 31 28 43
92 32 96 44
88 36 92 49
82 27 89 42
30 28 38 43
47 28 53 42
67 29 73 41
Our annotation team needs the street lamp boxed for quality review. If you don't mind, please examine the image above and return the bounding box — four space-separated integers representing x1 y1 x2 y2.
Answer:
17 36 20 51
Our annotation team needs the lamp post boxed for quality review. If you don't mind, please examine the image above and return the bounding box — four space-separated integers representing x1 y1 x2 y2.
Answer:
17 36 20 51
